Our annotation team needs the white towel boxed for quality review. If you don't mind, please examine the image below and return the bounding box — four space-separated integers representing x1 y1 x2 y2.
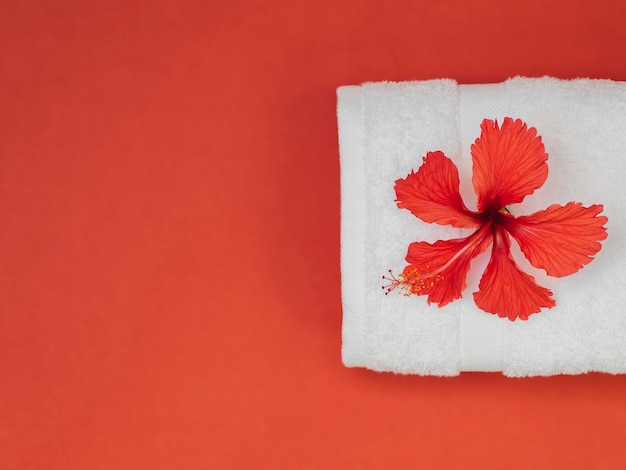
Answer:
338 76 626 377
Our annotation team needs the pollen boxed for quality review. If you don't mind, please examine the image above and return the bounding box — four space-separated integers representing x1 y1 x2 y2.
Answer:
382 266 444 296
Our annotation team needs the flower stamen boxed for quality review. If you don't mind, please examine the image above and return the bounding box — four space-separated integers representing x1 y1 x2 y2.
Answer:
382 268 445 296
382 269 409 296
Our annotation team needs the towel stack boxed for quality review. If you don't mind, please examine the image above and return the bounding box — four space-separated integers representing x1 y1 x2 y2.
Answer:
338 77 626 376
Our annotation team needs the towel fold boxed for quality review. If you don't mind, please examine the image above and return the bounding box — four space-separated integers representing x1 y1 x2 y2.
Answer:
338 76 626 376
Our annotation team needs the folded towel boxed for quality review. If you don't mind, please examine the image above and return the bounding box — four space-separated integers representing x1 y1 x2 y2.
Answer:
338 77 626 377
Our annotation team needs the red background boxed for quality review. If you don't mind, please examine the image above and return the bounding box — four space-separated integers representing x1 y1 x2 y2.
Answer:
1 0 626 468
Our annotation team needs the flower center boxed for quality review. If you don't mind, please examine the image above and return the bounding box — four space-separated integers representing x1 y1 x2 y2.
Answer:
482 206 510 225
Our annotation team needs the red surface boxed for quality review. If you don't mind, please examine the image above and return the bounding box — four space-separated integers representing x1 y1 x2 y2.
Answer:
1 0 626 468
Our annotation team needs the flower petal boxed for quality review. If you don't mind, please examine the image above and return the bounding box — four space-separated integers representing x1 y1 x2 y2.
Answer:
471 118 548 212
400 223 492 307
395 151 479 228
502 202 608 277
474 225 555 321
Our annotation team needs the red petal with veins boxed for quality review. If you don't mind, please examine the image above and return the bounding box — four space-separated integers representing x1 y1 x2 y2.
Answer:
474 225 555 321
395 151 479 228
471 118 548 212
402 223 492 307
502 202 608 277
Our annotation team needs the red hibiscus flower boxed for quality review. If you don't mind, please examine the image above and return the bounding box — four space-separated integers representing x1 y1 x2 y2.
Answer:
384 117 608 321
